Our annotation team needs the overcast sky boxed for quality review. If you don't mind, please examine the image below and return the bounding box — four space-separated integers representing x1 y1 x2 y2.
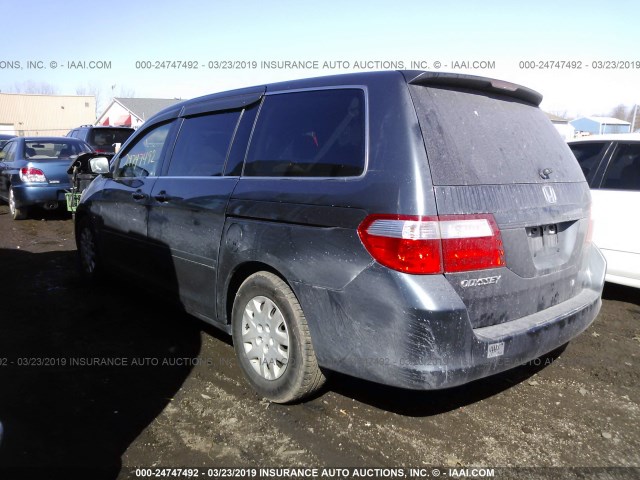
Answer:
1 0 638 118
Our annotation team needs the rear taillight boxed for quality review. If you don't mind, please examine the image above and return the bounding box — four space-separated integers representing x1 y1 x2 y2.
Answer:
358 215 443 274
357 214 505 274
19 167 47 183
439 215 506 273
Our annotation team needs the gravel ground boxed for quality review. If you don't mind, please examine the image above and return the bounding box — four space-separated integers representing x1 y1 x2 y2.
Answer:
0 204 638 479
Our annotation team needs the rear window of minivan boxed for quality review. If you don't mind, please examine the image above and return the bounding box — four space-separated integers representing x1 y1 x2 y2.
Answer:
244 89 365 177
409 86 586 185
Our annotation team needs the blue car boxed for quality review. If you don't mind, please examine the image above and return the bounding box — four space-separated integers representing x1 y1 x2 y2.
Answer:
0 137 92 219
0 134 16 148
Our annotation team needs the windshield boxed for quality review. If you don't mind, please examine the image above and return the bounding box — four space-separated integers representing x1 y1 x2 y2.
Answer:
25 141 91 160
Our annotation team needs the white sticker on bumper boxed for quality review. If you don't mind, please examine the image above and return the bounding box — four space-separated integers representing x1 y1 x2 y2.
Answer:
487 342 505 358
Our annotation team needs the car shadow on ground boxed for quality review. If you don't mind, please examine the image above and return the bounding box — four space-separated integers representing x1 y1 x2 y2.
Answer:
602 282 640 307
0 247 202 478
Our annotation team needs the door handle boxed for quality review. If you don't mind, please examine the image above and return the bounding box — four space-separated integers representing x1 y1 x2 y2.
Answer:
131 190 146 200
153 191 172 203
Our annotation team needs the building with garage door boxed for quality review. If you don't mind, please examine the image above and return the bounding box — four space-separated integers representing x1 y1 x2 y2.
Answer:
570 116 631 135
0 93 96 136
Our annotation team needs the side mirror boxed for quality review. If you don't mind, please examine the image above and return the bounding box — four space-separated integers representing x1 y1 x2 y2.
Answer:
89 157 110 174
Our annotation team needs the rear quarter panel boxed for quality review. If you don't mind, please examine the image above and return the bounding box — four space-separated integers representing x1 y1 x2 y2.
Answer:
217 72 438 324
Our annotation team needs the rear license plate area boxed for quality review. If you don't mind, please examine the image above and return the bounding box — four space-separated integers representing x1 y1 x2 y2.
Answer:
527 224 559 256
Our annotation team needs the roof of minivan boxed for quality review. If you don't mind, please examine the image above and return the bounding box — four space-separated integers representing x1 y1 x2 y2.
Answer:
150 70 542 121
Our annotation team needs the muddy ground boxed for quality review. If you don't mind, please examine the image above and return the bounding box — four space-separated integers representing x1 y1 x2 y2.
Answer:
0 204 638 480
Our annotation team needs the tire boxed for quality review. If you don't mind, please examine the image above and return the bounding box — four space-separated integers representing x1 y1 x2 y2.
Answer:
232 272 325 403
76 217 102 281
8 187 27 220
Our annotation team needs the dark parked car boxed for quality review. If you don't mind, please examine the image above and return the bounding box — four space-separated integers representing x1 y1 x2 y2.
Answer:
0 137 92 219
0 134 16 148
67 125 135 154
75 71 605 403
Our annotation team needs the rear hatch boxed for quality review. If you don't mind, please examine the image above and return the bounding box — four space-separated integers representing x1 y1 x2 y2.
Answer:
406 72 591 329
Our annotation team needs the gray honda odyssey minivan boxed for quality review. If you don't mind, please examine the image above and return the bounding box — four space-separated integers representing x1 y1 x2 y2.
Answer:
75 71 605 403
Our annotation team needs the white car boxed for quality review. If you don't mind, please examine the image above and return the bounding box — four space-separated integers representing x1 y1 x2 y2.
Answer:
568 134 640 288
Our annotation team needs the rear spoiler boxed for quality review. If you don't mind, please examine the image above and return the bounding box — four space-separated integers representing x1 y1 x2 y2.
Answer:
403 71 543 106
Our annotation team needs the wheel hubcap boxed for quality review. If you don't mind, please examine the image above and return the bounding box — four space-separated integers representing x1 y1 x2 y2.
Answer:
80 227 96 273
241 296 289 380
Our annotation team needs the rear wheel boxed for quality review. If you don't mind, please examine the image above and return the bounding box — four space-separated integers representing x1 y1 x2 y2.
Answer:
8 187 27 220
76 217 102 280
232 272 325 403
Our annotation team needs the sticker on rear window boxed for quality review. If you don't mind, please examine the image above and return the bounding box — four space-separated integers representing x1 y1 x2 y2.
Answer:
487 342 505 358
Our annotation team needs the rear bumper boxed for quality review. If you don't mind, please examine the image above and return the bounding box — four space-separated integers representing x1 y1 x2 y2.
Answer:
294 244 606 390
12 183 70 207
399 287 601 389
